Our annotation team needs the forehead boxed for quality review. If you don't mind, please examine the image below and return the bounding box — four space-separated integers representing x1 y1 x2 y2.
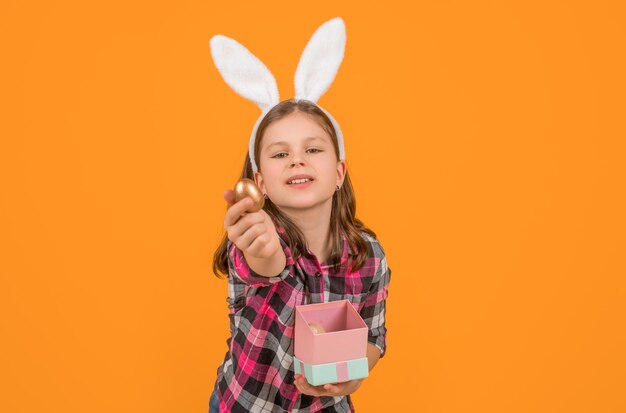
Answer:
262 112 330 149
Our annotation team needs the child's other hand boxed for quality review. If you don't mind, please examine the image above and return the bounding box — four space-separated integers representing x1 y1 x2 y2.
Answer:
223 189 281 260
293 374 363 397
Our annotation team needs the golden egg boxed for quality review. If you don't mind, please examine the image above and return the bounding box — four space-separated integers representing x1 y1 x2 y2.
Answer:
308 322 326 334
234 178 265 212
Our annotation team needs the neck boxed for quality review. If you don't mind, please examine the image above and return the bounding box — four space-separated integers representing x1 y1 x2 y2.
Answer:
281 198 333 263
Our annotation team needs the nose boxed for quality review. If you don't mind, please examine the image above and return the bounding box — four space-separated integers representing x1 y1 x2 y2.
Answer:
290 153 305 167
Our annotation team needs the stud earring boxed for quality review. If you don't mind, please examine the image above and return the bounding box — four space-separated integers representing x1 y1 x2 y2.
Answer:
336 185 340 191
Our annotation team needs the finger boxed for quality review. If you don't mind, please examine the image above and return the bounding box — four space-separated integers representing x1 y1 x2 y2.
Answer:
247 231 273 257
224 197 255 228
238 222 271 255
293 377 308 395
230 211 264 234
230 218 265 250
243 227 268 256
223 189 236 206
300 384 320 397
296 376 325 397
294 375 314 395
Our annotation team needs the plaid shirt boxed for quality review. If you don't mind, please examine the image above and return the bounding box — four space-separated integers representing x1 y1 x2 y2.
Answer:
215 225 391 413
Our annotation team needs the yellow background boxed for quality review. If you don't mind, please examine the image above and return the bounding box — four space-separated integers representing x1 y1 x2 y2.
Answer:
1 1 625 412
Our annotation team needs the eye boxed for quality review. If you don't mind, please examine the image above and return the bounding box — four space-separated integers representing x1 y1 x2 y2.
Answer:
270 148 322 158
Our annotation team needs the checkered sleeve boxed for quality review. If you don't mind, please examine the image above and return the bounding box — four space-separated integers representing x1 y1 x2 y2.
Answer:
360 240 391 358
227 236 294 287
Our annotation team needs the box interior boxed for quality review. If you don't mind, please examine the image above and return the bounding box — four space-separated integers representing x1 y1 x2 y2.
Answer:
301 302 362 333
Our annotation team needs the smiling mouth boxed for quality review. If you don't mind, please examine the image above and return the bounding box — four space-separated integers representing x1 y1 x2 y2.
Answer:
286 179 315 188
287 178 314 185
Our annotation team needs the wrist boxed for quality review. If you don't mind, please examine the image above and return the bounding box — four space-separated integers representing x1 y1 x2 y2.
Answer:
243 242 286 278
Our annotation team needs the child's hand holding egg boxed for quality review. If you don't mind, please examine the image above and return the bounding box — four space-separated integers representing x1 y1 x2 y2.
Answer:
222 179 282 260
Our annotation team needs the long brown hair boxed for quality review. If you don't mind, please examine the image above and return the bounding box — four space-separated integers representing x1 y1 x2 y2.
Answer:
212 98 377 279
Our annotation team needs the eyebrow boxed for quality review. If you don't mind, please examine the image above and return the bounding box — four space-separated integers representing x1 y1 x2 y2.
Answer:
265 136 325 151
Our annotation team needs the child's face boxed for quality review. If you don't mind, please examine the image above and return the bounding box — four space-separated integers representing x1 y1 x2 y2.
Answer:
254 111 346 211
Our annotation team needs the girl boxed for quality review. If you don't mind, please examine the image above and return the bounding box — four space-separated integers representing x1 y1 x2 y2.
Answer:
208 18 391 413
210 99 391 412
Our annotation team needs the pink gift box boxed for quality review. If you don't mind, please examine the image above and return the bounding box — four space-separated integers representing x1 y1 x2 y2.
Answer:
293 300 369 385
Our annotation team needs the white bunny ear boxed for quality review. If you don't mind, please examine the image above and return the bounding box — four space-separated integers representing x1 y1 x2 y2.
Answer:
294 17 346 103
209 34 280 111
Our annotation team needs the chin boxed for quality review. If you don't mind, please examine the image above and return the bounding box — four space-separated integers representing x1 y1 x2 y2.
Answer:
281 195 333 209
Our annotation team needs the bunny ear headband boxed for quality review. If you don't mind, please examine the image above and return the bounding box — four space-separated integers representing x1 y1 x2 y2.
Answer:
209 16 347 173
